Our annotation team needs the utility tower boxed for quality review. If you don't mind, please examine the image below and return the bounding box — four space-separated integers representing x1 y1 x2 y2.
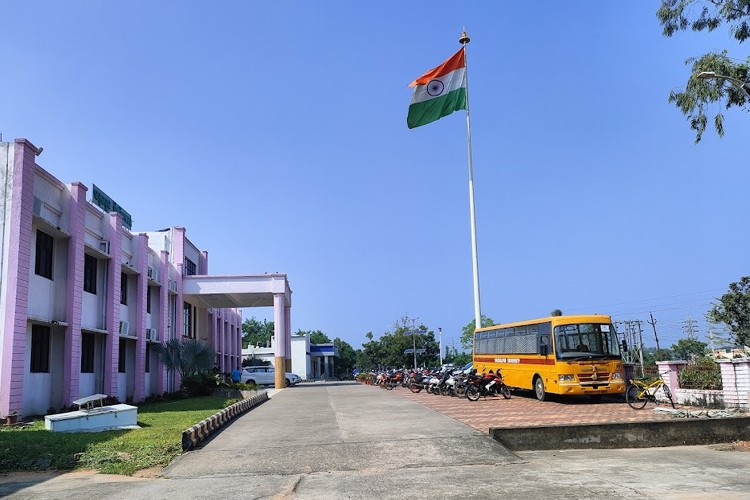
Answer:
682 317 699 340
614 319 645 377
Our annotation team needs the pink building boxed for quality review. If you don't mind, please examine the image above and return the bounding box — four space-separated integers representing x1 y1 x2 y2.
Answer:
0 138 274 418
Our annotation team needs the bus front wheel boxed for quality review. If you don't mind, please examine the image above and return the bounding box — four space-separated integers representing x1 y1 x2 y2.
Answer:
534 377 546 401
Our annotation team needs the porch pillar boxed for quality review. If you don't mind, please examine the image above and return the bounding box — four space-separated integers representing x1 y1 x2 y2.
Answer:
273 293 286 389
285 305 291 372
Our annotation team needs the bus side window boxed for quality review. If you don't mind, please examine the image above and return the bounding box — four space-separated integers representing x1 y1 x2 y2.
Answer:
540 335 550 355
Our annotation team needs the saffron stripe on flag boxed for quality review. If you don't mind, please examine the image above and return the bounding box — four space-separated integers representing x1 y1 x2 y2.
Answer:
409 48 466 88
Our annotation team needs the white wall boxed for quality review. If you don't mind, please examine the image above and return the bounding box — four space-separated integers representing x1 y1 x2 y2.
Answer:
22 326 64 416
291 335 310 379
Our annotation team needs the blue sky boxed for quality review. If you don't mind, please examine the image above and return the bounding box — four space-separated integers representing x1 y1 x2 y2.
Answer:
3 2 748 351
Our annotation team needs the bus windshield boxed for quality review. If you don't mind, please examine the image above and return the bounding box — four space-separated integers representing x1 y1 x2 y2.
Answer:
553 323 621 360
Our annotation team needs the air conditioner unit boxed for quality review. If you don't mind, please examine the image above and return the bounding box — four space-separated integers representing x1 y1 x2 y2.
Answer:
99 240 110 254
119 320 130 336
146 328 157 341
32 196 42 217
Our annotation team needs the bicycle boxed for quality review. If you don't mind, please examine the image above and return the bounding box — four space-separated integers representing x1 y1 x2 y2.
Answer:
626 377 676 410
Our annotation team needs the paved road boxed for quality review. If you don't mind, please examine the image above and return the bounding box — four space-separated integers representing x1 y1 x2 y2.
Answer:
2 381 750 499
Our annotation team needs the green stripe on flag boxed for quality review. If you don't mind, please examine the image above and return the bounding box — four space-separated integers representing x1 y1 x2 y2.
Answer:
407 88 467 129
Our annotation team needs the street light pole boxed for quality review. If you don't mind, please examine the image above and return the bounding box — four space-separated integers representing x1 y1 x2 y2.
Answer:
696 71 750 99
438 327 443 366
412 328 417 370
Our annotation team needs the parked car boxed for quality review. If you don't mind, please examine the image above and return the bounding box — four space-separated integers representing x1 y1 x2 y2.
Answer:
240 366 301 387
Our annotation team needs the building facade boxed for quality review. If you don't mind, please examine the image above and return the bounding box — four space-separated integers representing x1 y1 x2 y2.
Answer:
0 138 243 418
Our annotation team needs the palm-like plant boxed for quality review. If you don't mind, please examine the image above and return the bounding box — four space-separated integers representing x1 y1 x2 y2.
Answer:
156 338 216 379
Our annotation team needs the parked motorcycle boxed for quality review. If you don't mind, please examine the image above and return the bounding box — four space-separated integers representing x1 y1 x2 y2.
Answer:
407 370 430 393
384 370 406 390
465 370 511 401
430 369 452 395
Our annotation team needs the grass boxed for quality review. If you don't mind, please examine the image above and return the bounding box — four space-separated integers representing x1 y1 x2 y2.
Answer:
0 395 237 476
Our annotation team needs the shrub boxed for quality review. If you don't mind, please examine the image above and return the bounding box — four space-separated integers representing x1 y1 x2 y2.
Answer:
181 372 216 396
679 358 723 390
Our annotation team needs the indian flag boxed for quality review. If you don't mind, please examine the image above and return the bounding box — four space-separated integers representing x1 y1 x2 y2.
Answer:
407 48 467 129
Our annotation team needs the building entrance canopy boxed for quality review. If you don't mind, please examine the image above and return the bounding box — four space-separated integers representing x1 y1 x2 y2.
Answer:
182 273 292 389
182 274 291 309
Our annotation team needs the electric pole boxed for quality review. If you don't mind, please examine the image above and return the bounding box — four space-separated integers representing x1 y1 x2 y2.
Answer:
648 312 661 351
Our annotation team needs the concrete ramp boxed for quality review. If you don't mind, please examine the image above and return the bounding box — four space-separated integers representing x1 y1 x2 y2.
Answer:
165 382 519 479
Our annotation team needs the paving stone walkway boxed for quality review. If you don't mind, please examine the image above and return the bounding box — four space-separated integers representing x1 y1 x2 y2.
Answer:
391 385 680 432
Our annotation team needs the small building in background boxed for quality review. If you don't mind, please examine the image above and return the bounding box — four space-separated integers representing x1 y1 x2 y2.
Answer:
242 334 338 380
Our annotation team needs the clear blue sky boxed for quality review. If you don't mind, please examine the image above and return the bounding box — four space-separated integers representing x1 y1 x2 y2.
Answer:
3 2 748 350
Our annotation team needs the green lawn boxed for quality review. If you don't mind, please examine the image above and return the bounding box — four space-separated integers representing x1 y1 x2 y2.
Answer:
0 396 237 475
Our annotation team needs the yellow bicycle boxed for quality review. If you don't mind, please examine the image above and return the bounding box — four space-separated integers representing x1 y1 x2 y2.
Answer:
626 377 675 410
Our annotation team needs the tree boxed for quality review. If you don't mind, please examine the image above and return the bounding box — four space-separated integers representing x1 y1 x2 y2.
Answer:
296 329 331 344
360 316 441 369
156 338 216 378
443 345 472 366
707 276 750 346
550 309 563 317
657 1 750 142
671 338 708 360
460 315 495 351
705 312 734 349
242 317 274 348
333 337 358 379
643 347 673 364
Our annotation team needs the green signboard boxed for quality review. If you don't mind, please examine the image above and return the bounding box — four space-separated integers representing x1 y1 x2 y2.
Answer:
92 184 133 230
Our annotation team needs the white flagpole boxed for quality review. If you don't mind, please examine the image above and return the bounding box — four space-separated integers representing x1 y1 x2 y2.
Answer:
459 30 482 329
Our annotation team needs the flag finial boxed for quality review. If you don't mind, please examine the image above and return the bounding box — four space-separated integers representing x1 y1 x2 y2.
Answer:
459 30 470 45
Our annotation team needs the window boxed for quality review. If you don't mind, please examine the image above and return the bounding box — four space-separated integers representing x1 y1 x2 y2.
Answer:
183 302 193 337
30 324 50 373
146 286 152 313
120 272 128 305
34 230 54 279
81 332 95 373
145 344 151 373
185 258 197 276
118 338 127 373
84 254 97 294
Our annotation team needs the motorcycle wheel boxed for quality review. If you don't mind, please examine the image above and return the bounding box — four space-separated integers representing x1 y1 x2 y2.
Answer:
409 383 422 394
500 385 511 399
466 385 480 401
385 382 394 390
440 385 451 396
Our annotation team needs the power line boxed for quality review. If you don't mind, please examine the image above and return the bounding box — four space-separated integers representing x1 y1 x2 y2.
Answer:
566 288 722 313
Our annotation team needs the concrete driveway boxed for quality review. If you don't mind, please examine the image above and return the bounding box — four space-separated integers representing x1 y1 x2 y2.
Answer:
2 381 750 499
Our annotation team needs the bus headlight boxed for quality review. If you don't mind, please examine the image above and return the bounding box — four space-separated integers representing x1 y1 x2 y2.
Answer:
612 372 623 379
559 374 575 382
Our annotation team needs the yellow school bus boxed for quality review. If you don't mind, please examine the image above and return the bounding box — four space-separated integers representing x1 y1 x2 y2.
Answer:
473 314 626 400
